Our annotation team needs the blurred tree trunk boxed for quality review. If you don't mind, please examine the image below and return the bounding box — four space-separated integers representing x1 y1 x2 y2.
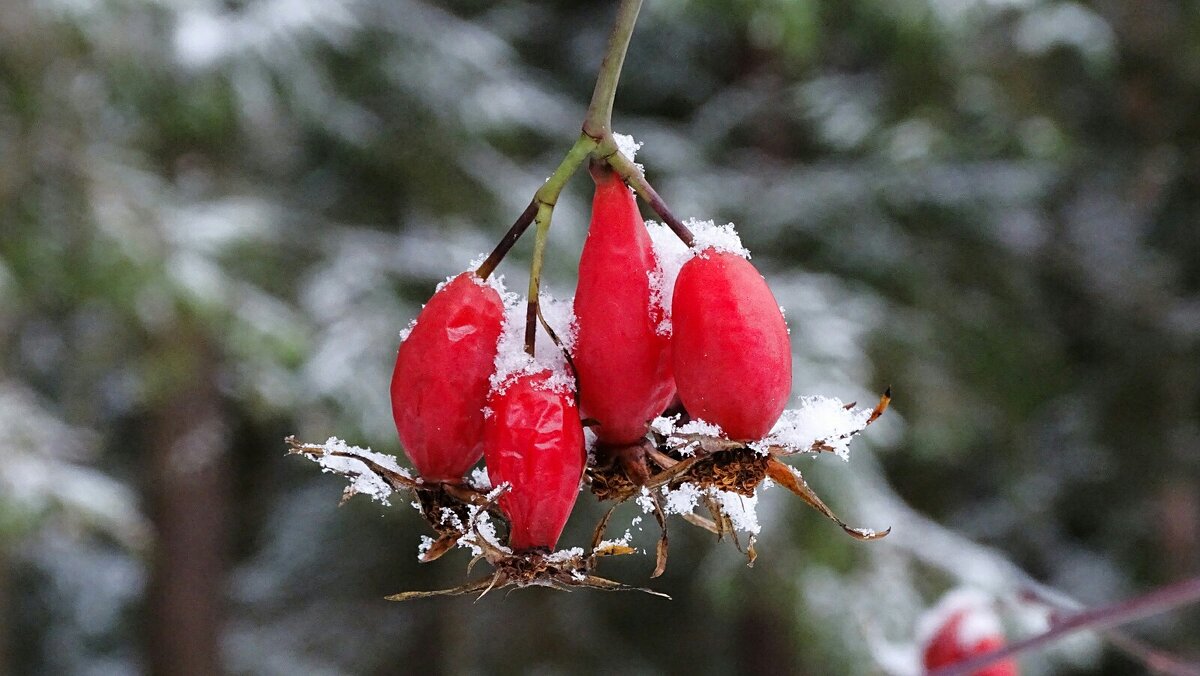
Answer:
0 544 8 676
145 329 230 676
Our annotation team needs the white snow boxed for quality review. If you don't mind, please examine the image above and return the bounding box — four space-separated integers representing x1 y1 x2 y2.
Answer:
468 466 491 492
688 219 750 259
650 414 725 454
545 547 586 563
397 317 418 342
750 396 875 460
303 437 413 506
716 490 762 535
646 219 750 336
488 290 577 396
451 505 510 557
613 132 644 173
635 486 657 514
653 481 762 536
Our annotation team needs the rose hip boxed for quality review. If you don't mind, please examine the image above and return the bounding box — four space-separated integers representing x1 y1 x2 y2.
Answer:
483 371 585 551
573 167 675 444
923 609 1017 676
390 272 505 482
671 250 791 440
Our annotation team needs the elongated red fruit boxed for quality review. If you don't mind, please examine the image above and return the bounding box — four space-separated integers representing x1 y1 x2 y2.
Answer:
922 609 1017 676
483 371 585 550
573 167 674 444
390 273 504 482
671 250 791 440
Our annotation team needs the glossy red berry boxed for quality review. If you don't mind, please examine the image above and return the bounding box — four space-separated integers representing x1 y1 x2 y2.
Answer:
922 608 1017 675
671 250 791 440
483 371 585 551
573 167 675 444
390 272 505 482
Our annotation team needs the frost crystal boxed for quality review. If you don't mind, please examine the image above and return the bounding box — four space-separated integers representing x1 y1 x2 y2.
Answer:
417 535 435 560
545 547 585 563
661 481 703 516
454 506 510 557
715 491 761 535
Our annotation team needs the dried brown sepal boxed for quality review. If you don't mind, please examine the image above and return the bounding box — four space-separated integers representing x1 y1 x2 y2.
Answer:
285 435 422 494
418 533 461 563
286 435 508 560
680 511 720 534
766 457 889 541
650 492 669 579
387 541 668 601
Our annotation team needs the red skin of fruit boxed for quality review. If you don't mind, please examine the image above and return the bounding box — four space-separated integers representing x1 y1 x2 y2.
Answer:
483 371 585 551
671 250 791 441
573 168 675 444
390 273 504 482
922 610 1017 676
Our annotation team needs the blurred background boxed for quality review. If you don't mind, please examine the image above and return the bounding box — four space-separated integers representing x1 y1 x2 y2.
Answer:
2 0 1199 673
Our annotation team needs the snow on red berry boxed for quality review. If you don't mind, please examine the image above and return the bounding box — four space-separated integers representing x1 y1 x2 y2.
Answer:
672 248 792 441
390 271 506 482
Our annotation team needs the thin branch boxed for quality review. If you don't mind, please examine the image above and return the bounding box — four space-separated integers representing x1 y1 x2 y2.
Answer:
476 200 537 279
606 146 695 247
931 575 1200 676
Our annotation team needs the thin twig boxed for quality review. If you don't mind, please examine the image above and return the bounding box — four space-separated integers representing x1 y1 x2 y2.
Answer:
931 575 1200 676
476 200 537 279
605 147 694 246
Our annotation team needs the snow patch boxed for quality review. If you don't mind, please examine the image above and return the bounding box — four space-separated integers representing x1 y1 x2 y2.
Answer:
489 290 577 395
613 132 644 173
303 437 413 506
751 396 874 460
656 481 762 535
646 219 749 336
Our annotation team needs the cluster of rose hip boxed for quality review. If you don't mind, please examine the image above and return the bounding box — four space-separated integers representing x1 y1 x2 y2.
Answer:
310 153 889 598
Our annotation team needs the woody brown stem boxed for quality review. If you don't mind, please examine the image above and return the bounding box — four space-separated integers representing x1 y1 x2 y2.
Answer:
931 575 1200 676
476 200 537 279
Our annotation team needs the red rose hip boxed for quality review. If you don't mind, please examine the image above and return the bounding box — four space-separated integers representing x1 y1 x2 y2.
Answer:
573 167 675 444
390 272 505 482
483 371 585 551
922 608 1017 676
671 250 791 440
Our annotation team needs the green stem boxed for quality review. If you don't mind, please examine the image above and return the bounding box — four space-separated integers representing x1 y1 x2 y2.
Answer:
521 135 595 355
583 0 643 140
524 202 553 355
